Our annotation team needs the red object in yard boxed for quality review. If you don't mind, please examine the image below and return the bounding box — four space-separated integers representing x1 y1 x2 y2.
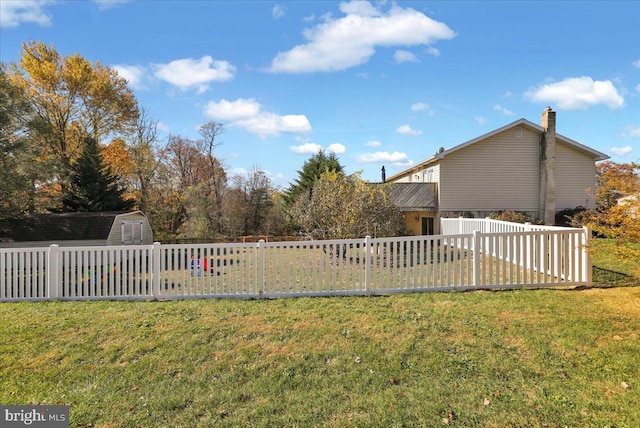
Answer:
190 256 208 271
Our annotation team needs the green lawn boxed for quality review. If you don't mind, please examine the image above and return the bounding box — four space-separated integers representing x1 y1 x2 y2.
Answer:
1 285 639 427
591 238 640 287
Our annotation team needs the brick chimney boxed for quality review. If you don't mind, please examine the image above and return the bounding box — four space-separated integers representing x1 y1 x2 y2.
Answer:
540 106 556 224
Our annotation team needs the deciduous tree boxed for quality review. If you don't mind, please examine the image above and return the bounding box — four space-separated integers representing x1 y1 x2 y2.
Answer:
8 41 138 189
289 171 406 240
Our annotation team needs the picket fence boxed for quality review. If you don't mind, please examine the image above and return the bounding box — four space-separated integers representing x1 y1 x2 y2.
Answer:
0 219 591 301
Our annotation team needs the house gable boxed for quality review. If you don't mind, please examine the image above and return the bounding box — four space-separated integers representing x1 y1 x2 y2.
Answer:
438 124 542 213
386 111 608 226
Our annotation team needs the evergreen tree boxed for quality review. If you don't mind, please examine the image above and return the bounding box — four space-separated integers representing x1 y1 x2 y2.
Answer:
61 136 134 212
282 150 344 207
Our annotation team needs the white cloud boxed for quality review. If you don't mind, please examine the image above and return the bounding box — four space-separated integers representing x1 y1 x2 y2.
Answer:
205 98 312 138
636 83 640 94
204 98 261 121
290 143 323 154
327 143 346 154
475 116 488 125
396 125 422 136
425 46 440 57
621 126 640 138
502 91 514 98
357 151 409 164
339 0 382 17
267 1 456 73
0 0 53 28
394 50 418 64
112 64 147 89
303 13 315 22
633 59 640 68
272 4 286 18
411 102 434 116
231 167 249 176
290 142 345 155
525 76 624 110
411 102 427 112
609 146 633 156
493 104 515 116
153 56 236 93
93 0 131 11
366 140 382 147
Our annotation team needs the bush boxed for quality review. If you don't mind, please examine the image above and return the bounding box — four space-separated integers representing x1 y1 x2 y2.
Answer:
555 206 596 228
491 210 531 224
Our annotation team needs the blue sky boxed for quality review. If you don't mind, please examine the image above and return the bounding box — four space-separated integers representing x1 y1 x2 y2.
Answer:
1 0 639 187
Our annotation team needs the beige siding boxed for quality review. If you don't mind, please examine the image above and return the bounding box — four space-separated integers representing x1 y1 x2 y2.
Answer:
402 211 439 235
395 163 440 183
555 142 597 210
439 127 541 212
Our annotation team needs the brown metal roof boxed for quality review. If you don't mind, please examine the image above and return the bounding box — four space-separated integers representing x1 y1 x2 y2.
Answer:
386 183 438 211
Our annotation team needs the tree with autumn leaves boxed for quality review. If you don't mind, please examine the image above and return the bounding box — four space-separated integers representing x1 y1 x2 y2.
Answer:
4 41 138 213
588 161 640 243
289 169 406 240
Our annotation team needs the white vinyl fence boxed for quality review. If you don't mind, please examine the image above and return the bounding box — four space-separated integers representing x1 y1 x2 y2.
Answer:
1 220 591 302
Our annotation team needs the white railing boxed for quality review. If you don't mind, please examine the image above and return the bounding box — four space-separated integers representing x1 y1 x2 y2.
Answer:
1 224 591 302
441 217 573 234
441 217 591 285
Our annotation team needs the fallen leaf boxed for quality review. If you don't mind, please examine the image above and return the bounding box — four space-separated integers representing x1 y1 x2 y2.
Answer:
613 335 623 341
483 398 490 406
621 381 629 389
354 356 361 363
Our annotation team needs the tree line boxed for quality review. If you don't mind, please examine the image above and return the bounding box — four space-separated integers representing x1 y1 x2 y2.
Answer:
1 41 405 241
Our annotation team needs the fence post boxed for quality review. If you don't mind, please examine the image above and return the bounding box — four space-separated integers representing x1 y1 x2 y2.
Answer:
459 216 464 234
473 230 481 287
152 242 161 299
257 239 265 297
48 244 60 300
364 235 372 295
582 227 592 286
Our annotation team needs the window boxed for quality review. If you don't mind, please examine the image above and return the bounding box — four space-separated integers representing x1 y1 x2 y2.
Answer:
423 168 434 182
421 217 434 235
515 127 522 138
121 221 144 245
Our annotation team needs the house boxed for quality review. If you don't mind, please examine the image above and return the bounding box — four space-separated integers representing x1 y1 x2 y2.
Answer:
386 107 609 235
0 211 153 248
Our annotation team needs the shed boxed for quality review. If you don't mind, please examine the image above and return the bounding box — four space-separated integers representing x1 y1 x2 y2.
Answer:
0 211 153 248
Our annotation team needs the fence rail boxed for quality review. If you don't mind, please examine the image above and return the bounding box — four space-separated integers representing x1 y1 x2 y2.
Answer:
1 220 591 301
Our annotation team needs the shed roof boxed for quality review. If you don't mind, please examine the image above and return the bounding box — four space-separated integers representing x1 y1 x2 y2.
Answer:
387 183 438 211
0 211 140 243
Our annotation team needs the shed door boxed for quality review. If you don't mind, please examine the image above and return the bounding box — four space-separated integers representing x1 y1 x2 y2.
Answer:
121 221 144 244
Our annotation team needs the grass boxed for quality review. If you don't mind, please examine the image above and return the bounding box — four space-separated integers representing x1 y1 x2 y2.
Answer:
0 238 638 427
1 286 639 427
591 238 640 286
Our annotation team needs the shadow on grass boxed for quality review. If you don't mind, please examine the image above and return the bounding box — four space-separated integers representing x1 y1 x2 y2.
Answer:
591 266 639 288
